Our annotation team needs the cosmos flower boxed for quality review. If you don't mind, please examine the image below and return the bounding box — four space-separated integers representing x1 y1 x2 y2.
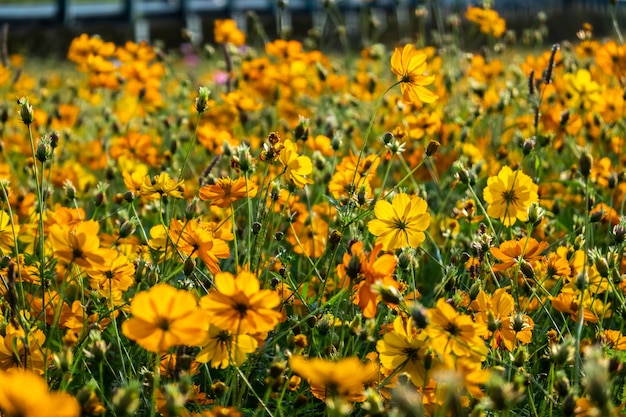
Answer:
367 193 431 251
200 271 282 334
122 284 209 353
289 355 378 402
0 369 80 417
483 166 538 227
390 44 438 105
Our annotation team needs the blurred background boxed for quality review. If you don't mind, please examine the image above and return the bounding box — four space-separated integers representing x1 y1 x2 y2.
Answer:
0 0 623 56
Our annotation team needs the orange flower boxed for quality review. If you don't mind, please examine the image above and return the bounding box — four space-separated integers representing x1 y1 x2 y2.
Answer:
390 44 438 105
167 219 230 275
214 19 245 46
337 242 399 318
122 284 209 353
470 289 534 351
200 271 282 334
550 287 598 323
465 6 506 38
199 177 258 208
490 237 549 273
49 221 117 269
0 369 80 417
196 324 258 369
289 355 378 402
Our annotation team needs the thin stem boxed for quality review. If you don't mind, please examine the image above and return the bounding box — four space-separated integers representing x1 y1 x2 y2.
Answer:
178 112 202 181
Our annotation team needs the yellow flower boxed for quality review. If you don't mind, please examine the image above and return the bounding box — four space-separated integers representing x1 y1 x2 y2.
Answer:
390 44 438 105
563 69 602 110
48 221 117 270
122 284 209 353
427 298 488 359
140 172 184 199
0 369 80 417
289 355 378 402
483 166 538 227
278 139 314 188
367 193 431 251
200 271 282 334
376 316 436 386
214 19 246 46
465 6 506 38
196 324 258 369
0 323 47 374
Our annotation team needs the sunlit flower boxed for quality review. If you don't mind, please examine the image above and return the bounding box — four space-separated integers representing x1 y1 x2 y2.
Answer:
214 19 246 46
490 237 549 273
337 242 399 318
367 193 431 251
563 69 602 110
289 355 378 402
196 324 258 368
49 221 117 269
199 177 258 208
470 289 534 351
483 166 539 226
465 6 506 38
376 316 438 386
427 298 488 358
122 284 209 353
0 369 80 417
200 271 282 334
0 323 47 374
390 44 438 105
140 172 184 199
167 219 230 275
278 139 314 188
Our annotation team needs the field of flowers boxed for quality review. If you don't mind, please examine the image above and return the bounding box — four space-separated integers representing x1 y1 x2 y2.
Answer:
0 3 625 417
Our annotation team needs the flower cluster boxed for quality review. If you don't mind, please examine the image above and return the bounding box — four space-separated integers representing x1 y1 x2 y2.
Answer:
0 10 625 417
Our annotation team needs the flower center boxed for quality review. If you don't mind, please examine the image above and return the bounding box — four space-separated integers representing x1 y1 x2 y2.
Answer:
501 189 518 204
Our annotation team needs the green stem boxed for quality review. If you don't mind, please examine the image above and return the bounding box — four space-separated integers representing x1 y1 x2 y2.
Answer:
178 112 202 181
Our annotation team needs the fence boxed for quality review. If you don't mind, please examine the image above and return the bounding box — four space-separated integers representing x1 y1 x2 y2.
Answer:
0 0 621 46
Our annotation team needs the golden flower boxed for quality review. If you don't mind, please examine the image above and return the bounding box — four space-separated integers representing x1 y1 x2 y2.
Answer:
196 325 258 368
367 193 431 251
122 284 209 353
390 44 438 105
199 177 258 208
278 139 314 188
214 19 246 46
289 355 378 402
200 271 282 334
0 369 80 417
483 166 539 226
427 298 488 359
490 237 549 273
376 316 435 386
465 6 506 38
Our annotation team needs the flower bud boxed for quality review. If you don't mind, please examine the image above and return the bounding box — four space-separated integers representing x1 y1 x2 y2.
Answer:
426 140 440 157
194 87 211 113
579 152 592 179
112 381 141 417
17 97 34 125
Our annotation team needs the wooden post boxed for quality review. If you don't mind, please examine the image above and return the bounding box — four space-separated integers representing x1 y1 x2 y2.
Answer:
122 0 137 23
57 0 69 25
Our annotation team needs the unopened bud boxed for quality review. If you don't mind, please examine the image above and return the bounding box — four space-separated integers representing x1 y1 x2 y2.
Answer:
426 140 440 157
579 152 593 179
194 87 211 113
17 97 34 125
